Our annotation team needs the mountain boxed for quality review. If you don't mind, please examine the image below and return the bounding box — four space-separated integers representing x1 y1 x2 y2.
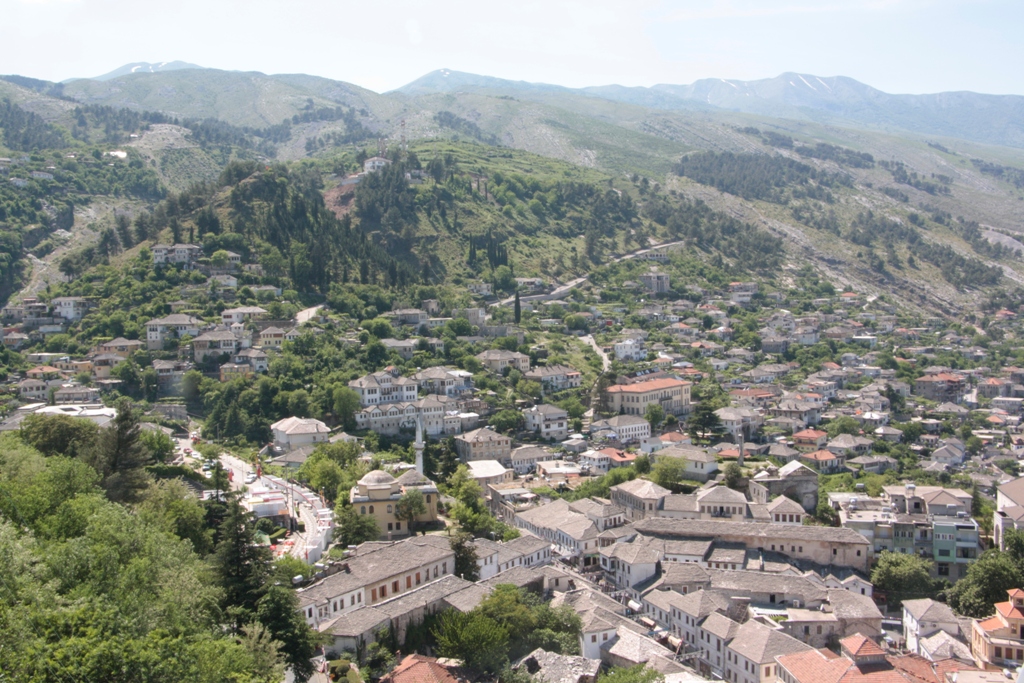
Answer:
82 61 206 82
396 70 1024 150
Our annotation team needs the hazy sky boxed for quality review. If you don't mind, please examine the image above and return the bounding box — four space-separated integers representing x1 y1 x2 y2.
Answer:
3 0 1021 95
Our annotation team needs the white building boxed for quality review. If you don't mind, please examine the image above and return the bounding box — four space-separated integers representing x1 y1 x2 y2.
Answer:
523 404 570 441
271 416 330 451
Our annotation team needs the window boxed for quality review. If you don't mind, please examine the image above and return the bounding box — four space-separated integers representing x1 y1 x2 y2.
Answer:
369 505 374 514
416 572 421 585
817 625 822 634
592 635 597 643
392 580 399 593
857 550 862 556
426 495 431 503
372 588 378 601
407 576 412 589
996 647 1003 658
396 522 401 530
603 633 609 641
832 548 837 555
388 523 393 531
360 506 366 514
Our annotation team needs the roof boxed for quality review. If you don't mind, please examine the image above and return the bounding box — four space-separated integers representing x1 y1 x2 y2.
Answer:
606 378 691 394
1000 477 1024 507
612 478 670 499
633 517 871 545
729 619 812 664
381 655 458 683
271 416 329 435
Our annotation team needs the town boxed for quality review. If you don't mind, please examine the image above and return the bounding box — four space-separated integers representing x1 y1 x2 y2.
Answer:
4 199 1024 683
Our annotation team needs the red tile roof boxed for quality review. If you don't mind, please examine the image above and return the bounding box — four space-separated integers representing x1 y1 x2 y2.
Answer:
996 600 1024 619
606 378 691 393
842 634 885 657
382 655 459 683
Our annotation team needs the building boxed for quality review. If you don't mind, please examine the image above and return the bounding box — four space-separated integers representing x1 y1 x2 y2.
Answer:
455 427 512 463
349 469 439 538
605 378 692 417
381 655 459 683
971 588 1024 669
349 369 420 407
192 329 244 363
776 634 973 683
655 445 720 483
640 268 671 294
50 296 92 322
152 244 202 268
633 517 871 572
476 349 531 374
994 477 1024 551
221 306 267 325
915 373 966 403
97 337 145 357
354 396 472 437
145 314 202 351
590 415 651 444
748 461 819 513
295 537 454 629
411 367 473 397
610 479 671 520
510 445 554 475
523 404 570 441
614 339 647 362
270 416 330 451
524 364 583 392
364 156 391 173
466 460 513 488
902 599 961 655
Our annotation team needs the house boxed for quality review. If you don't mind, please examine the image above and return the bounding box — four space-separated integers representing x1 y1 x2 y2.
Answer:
192 329 243 362
605 378 691 416
455 427 512 463
776 635 974 683
523 404 570 441
467 460 513 488
295 536 454 629
715 407 764 442
902 599 961 655
799 449 845 474
510 445 554 475
792 429 828 452
589 415 651 444
349 469 438 538
475 349 531 373
220 306 267 325
412 367 474 397
53 385 100 404
915 373 965 403
152 244 202 268
580 448 637 475
97 337 145 357
971 588 1024 668
640 268 671 294
50 296 92 322
259 327 287 348
364 156 391 173
145 314 202 350
381 655 459 683
524 364 582 391
655 445 720 483
349 369 420 407
613 339 647 361
270 416 330 451
610 479 671 520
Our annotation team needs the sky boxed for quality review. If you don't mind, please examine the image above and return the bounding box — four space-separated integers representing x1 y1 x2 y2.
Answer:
2 0 1022 95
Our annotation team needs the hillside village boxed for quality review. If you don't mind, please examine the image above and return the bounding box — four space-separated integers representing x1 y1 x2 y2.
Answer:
8 61 1024 683
6 184 1024 681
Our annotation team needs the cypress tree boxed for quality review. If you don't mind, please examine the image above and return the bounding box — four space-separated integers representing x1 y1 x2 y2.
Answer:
514 291 521 324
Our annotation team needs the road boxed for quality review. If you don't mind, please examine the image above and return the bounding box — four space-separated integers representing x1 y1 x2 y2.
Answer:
581 334 611 371
494 239 687 307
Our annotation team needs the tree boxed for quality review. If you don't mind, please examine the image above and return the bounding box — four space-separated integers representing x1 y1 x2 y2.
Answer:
212 496 273 624
513 291 521 324
297 456 345 503
333 387 362 430
395 489 427 535
140 428 175 462
947 551 1024 617
633 454 651 475
451 532 480 581
334 505 380 546
687 403 722 442
88 397 152 503
644 403 665 429
137 479 215 555
19 413 99 459
490 409 523 434
211 249 231 267
870 551 936 607
723 462 743 490
433 609 510 674
651 457 687 489
256 585 318 681
826 416 862 438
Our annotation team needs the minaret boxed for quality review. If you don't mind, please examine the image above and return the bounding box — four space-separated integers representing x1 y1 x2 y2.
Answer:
414 415 425 475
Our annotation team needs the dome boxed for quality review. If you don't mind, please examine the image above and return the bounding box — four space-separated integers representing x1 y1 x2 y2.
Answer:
360 470 396 485
397 469 430 485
